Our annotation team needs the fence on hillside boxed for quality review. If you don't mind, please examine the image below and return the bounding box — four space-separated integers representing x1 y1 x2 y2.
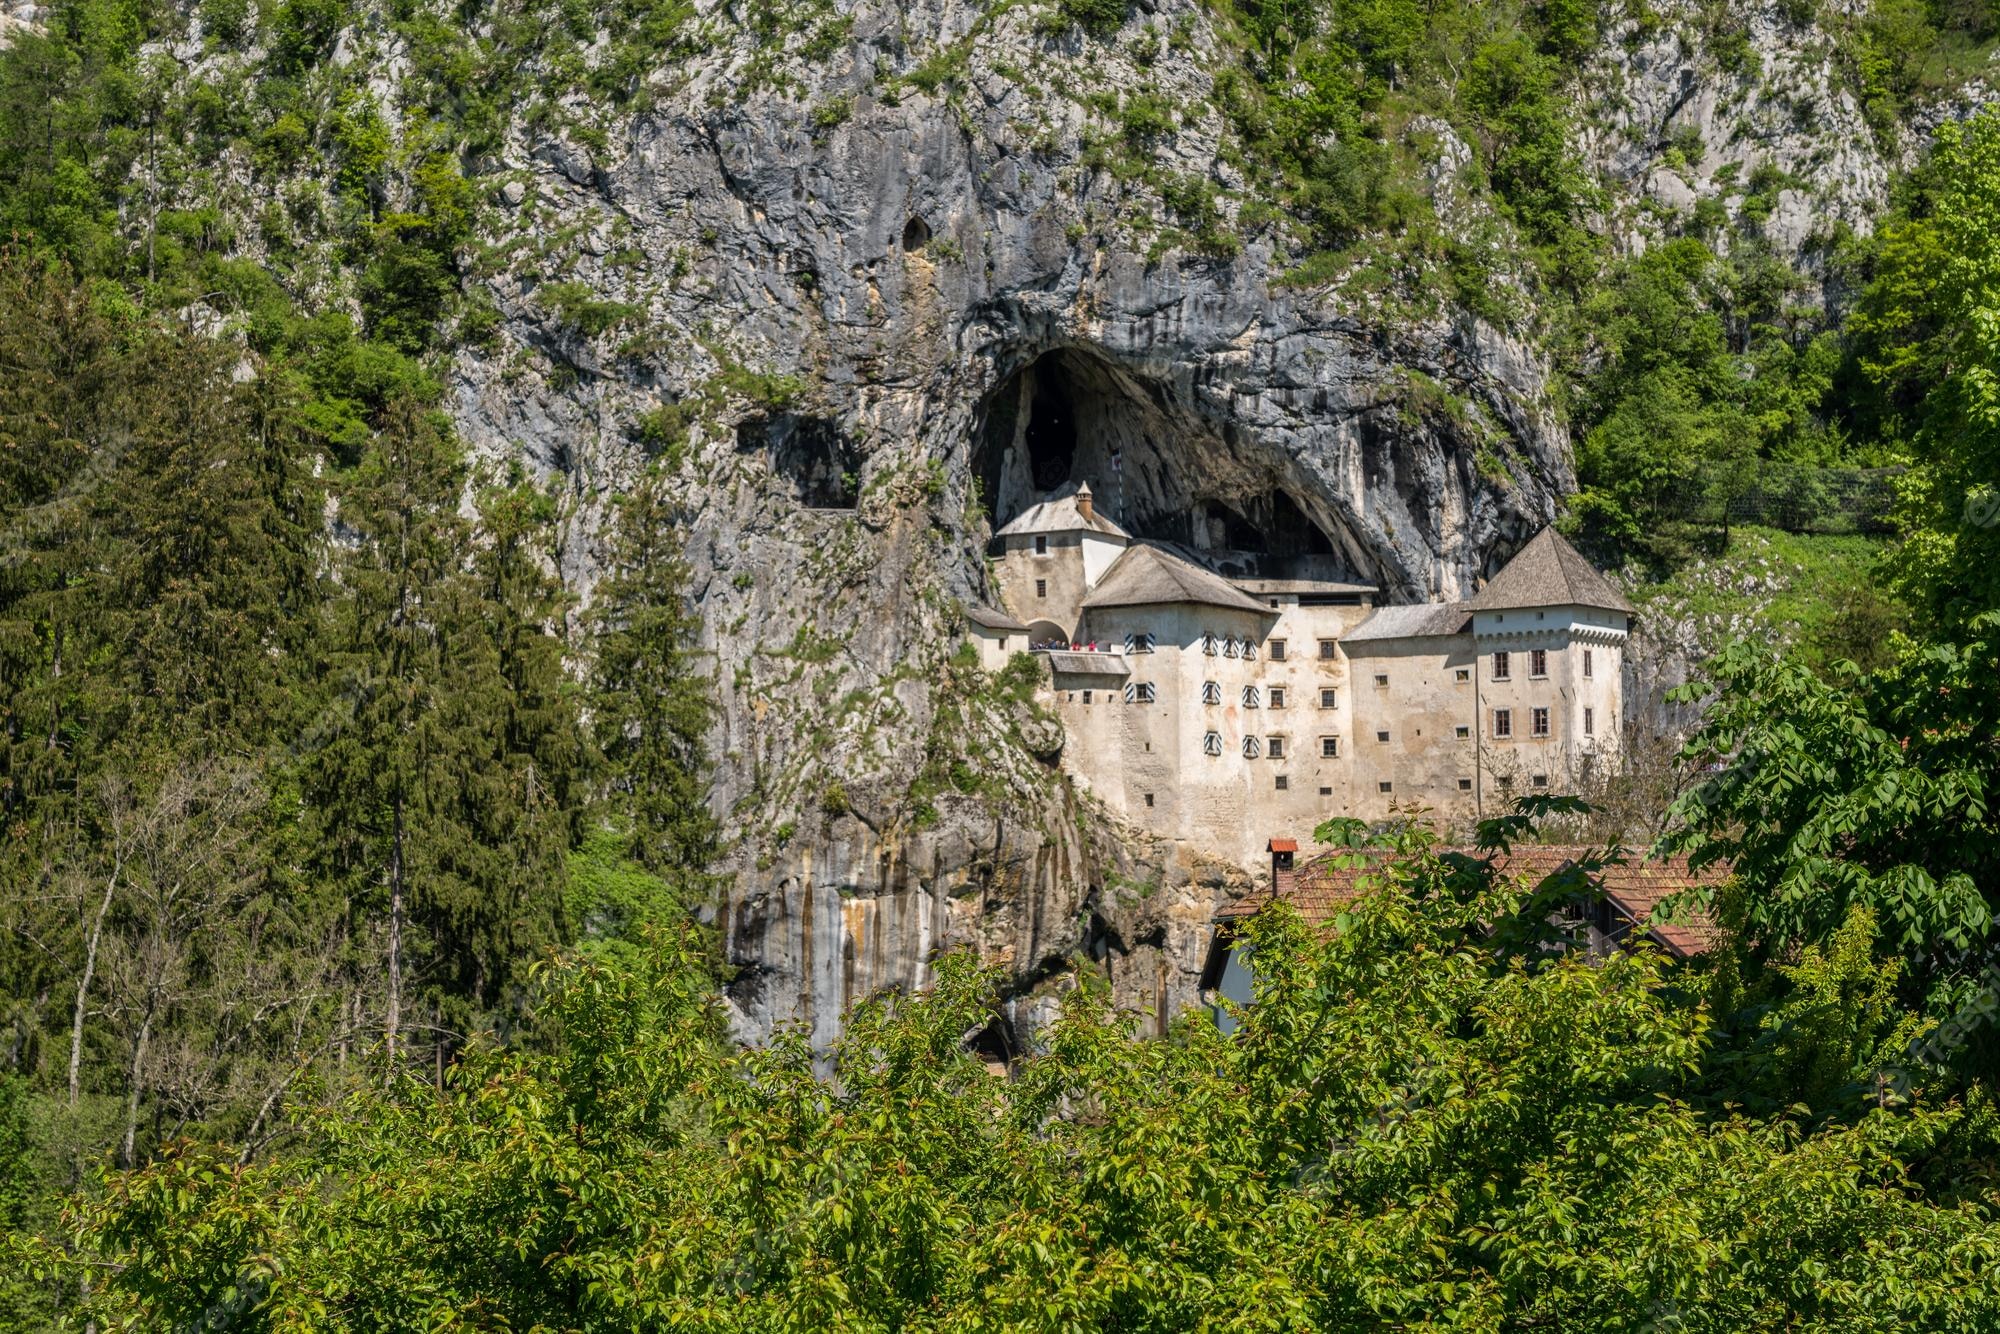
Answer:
1651 463 1903 538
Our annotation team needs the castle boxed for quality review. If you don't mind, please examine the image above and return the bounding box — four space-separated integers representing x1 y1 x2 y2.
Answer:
966 483 1635 870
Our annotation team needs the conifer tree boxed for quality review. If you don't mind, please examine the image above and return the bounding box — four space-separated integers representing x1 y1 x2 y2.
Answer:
310 404 580 1064
587 464 717 898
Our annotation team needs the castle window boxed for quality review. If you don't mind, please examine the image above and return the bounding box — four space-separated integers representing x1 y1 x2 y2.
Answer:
1497 775 1515 790
1319 785 1333 796
1269 638 1287 661
1223 636 1240 659
1458 778 1472 791
1081 690 1092 704
1455 725 1470 739
1242 736 1261 758
1584 707 1595 736
1320 736 1339 758
1319 688 1338 709
1203 731 1223 756
1275 775 1289 791
1532 707 1550 737
1492 651 1510 680
1267 736 1286 759
1123 631 1156 653
1144 792 1154 807
1373 673 1388 687
1268 687 1286 709
1242 638 1258 661
1203 632 1218 656
1532 773 1549 788
1318 639 1337 660
1124 682 1156 703
1241 685 1260 708
1530 649 1548 678
1376 730 1389 743
1583 649 1594 679
1493 708 1513 738
1201 680 1221 705
1378 781 1393 794
1034 535 1047 555
1035 579 1047 598
1455 668 1470 682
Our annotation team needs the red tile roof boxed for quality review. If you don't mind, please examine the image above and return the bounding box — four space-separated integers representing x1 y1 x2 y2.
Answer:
1266 838 1298 854
1216 844 1726 959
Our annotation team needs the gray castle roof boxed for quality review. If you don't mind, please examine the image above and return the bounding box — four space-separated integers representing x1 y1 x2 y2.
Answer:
1046 651 1130 677
993 483 1132 540
964 604 1029 632
1341 603 1472 644
1462 526 1636 616
1083 543 1271 614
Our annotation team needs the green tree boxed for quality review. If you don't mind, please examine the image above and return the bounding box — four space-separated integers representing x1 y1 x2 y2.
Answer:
587 465 717 893
308 404 579 1067
36 816 2000 1330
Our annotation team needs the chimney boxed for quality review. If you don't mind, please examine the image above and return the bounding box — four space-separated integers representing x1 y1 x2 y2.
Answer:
1076 481 1094 523
1267 838 1298 899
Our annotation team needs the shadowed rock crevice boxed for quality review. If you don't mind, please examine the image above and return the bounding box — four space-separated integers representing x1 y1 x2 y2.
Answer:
738 412 862 509
974 345 1367 582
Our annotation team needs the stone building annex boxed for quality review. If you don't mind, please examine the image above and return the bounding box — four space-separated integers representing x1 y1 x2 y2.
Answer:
965 483 1636 870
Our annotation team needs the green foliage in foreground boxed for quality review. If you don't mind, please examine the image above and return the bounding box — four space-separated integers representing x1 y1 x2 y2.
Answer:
32 826 2000 1331
1666 112 2000 1056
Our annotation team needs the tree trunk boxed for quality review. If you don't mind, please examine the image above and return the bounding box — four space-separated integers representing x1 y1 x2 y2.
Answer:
118 998 155 1170
386 794 404 1064
69 858 120 1107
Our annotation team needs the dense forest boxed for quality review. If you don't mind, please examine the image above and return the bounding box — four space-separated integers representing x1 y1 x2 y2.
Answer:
1 0 1999 1326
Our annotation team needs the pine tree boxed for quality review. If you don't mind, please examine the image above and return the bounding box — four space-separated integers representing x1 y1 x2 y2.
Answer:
310 404 582 1065
587 464 717 897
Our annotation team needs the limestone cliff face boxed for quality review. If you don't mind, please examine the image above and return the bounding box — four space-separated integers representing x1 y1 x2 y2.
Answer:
96 0 1972 1046
445 0 1583 1046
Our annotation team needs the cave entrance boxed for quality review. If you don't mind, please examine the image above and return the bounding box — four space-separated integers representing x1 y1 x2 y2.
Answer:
1024 367 1077 493
972 345 1358 577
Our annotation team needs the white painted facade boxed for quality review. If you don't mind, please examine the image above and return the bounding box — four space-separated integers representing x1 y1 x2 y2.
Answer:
972 489 1634 871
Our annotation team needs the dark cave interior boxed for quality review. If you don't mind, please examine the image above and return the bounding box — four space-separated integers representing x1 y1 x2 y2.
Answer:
974 347 1358 579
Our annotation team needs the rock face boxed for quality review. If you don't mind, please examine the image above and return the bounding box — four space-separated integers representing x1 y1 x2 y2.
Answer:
158 0 1967 1048
445 0 1582 1046
1577 2 1893 283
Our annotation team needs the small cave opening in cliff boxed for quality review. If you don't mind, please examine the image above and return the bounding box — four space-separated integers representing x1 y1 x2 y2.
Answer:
902 216 931 252
974 347 1363 580
739 412 860 509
